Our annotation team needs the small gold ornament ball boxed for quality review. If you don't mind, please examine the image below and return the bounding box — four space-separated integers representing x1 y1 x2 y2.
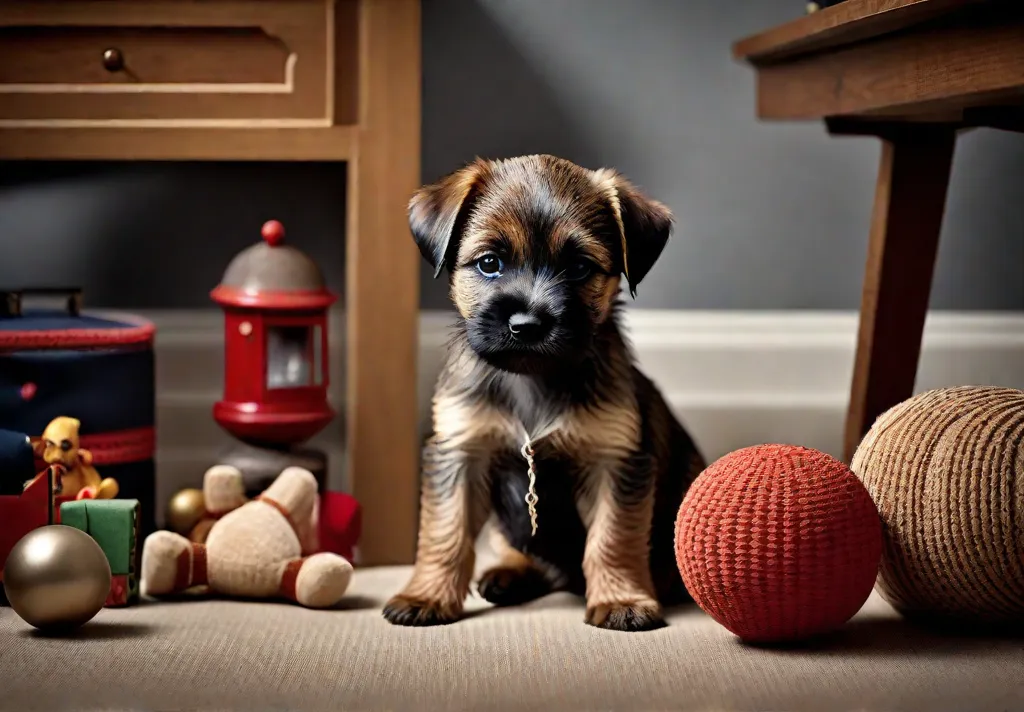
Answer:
167 488 206 535
3 525 111 631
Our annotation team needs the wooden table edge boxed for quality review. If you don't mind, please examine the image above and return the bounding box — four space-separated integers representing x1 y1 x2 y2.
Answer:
732 0 988 64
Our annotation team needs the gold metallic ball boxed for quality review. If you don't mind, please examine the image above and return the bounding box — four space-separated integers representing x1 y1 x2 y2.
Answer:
3 525 111 631
167 488 206 535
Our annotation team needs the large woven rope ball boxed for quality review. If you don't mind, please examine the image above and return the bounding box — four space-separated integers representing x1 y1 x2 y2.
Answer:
851 386 1024 622
675 444 883 643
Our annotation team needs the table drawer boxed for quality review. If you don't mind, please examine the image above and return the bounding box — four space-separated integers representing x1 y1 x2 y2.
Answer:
0 0 333 124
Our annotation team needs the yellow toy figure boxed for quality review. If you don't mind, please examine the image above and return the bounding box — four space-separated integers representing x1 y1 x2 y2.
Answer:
36 416 119 500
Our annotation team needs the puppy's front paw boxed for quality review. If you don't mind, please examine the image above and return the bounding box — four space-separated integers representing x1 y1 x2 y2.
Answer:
585 602 666 632
477 565 551 606
382 594 461 627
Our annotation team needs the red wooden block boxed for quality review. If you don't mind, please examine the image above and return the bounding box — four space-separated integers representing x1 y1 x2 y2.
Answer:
0 466 61 582
318 491 362 564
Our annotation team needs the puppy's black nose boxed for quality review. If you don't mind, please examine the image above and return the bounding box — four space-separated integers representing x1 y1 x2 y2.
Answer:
508 312 548 344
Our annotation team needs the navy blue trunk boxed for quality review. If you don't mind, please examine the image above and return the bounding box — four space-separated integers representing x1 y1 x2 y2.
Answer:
0 304 157 538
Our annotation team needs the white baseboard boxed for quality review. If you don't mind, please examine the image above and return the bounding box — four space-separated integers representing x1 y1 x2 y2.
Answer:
146 308 1024 514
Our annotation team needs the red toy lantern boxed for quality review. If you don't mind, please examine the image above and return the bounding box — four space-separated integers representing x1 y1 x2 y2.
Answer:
168 220 362 564
210 220 336 446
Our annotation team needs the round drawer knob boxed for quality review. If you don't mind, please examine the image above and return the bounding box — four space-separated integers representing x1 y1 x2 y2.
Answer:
101 48 125 72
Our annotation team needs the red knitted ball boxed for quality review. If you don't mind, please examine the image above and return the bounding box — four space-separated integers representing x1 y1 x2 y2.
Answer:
675 444 882 643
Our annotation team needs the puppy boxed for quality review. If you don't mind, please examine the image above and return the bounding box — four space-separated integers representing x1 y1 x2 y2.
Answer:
384 155 705 632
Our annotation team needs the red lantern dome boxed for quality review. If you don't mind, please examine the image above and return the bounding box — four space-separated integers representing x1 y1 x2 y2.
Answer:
210 220 337 446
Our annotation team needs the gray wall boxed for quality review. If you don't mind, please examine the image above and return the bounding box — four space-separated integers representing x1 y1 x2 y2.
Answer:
1 0 1022 311
0 162 348 309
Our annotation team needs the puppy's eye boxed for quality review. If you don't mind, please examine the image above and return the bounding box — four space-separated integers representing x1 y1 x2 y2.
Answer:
565 259 593 282
476 254 503 278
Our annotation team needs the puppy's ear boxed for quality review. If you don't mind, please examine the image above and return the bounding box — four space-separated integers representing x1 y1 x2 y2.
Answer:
592 168 673 298
409 160 487 278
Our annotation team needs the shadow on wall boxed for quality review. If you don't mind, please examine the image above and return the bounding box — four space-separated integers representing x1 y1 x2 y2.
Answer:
0 0 1021 312
419 0 1024 313
419 0 596 309
0 162 347 310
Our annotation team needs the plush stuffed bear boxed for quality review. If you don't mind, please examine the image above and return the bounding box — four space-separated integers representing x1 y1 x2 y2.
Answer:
142 465 352 608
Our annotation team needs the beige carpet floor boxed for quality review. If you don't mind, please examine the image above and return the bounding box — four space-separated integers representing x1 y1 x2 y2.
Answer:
2 565 1023 711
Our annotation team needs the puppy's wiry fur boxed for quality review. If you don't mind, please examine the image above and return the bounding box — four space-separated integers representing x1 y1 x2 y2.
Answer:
384 155 705 631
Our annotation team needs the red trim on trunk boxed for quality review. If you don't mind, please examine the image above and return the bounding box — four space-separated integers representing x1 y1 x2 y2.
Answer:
0 322 154 350
80 427 156 465
33 427 155 471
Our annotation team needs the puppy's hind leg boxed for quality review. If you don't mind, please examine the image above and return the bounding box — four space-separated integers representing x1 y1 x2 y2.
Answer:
477 526 553 606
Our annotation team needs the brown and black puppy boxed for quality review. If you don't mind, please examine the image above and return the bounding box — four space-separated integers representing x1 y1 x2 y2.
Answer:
384 154 705 632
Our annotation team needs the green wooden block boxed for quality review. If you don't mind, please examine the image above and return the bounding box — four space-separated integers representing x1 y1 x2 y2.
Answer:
60 499 139 576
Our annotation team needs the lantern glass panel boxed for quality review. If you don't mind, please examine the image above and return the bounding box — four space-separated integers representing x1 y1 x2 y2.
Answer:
266 325 312 389
313 324 323 386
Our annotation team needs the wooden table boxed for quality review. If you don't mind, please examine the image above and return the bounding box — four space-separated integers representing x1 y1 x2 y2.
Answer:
734 0 1024 461
0 0 422 565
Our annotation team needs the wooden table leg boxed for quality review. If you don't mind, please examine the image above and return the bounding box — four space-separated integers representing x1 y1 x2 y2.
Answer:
346 0 421 565
842 125 956 462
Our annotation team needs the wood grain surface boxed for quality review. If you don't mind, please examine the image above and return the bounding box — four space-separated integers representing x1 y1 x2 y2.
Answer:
734 0 985 64
735 0 1023 468
754 17 1024 120
345 0 422 565
843 126 956 461
0 0 425 566
0 0 331 123
0 125 355 160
